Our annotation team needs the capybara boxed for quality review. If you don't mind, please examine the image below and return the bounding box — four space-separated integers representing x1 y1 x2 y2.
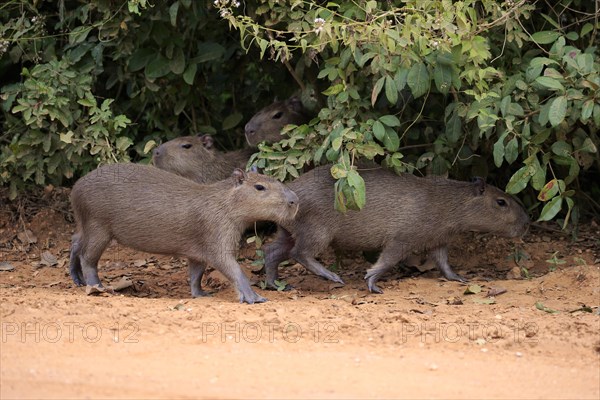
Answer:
152 135 254 184
263 165 529 293
244 96 310 146
69 164 299 304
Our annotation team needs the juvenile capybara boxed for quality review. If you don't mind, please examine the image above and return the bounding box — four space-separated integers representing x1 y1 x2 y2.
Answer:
244 96 310 146
263 165 529 293
69 163 299 304
152 135 254 184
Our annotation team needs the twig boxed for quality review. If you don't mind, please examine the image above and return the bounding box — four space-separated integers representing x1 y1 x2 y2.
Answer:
284 60 305 92
475 0 532 35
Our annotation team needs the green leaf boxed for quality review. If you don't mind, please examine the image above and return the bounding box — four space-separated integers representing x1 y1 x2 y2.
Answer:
537 179 560 201
371 77 385 106
538 196 563 221
347 169 366 209
493 132 507 168
193 42 225 63
540 14 560 29
434 63 452 95
535 76 564 91
393 68 408 91
384 76 398 105
356 143 385 159
529 57 559 69
382 127 399 152
579 137 597 153
504 137 519 164
506 165 532 194
116 136 133 152
580 23 594 37
77 98 96 107
530 156 546 191
183 63 197 85
129 48 155 72
535 301 559 314
169 47 186 74
69 26 90 45
143 140 157 154
407 62 429 98
145 55 171 79
581 100 594 121
565 31 578 41
169 2 179 27
373 120 385 141
531 31 561 45
222 112 243 130
464 284 482 295
323 84 344 96
548 96 567 127
445 112 462 144
330 164 347 179
551 141 572 157
379 115 400 127
59 131 74 144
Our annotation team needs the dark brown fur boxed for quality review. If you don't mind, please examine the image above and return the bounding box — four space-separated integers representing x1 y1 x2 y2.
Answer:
152 135 254 184
69 163 299 304
244 96 310 146
263 165 529 293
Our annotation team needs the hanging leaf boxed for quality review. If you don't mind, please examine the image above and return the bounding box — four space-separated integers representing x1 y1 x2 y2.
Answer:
371 77 385 106
548 96 567 127
407 62 430 98
537 196 563 221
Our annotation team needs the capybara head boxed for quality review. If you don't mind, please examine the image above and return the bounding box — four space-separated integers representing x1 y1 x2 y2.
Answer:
152 135 217 183
229 169 299 224
459 177 529 238
244 96 310 146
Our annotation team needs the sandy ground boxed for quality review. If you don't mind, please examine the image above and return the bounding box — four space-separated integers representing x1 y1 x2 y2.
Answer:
1 206 599 399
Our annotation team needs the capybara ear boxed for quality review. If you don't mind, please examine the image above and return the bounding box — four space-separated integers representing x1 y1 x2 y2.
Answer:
471 176 486 196
232 168 247 186
286 96 304 113
198 134 214 149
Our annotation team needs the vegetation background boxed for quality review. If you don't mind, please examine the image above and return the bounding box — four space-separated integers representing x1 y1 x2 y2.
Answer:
1 0 598 229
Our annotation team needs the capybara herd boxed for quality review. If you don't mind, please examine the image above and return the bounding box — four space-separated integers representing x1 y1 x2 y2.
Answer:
69 97 529 303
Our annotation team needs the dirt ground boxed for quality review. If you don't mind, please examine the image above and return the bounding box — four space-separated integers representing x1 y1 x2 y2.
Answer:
1 191 599 399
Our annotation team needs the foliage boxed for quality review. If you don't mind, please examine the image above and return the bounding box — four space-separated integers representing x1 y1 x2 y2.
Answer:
218 0 600 223
0 0 288 199
1 0 598 227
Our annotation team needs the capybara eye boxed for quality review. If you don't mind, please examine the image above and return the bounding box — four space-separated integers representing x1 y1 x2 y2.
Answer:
273 111 283 120
496 198 507 207
181 143 192 149
254 184 266 191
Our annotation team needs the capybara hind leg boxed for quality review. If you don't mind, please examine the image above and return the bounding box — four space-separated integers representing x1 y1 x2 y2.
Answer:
263 229 295 290
69 233 84 286
79 231 111 286
290 248 344 285
188 259 209 297
215 258 267 304
429 246 467 282
364 243 407 294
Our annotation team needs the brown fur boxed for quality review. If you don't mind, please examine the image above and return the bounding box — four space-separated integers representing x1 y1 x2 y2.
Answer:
263 165 529 293
152 135 254 184
69 163 299 304
244 96 310 146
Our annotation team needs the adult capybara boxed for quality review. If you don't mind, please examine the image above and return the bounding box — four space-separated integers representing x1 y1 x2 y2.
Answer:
69 163 299 304
263 165 529 293
244 96 310 146
152 135 254 184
